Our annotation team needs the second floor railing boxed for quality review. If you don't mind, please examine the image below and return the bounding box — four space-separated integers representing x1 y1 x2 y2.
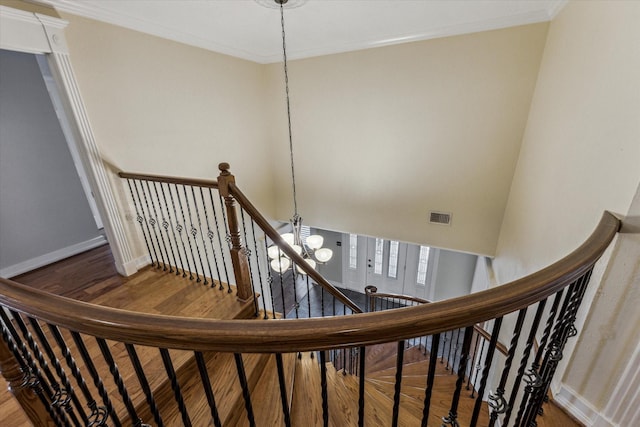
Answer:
118 163 362 320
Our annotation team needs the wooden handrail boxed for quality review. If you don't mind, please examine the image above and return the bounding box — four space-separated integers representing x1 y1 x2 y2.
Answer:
0 212 619 354
118 171 219 189
364 287 432 306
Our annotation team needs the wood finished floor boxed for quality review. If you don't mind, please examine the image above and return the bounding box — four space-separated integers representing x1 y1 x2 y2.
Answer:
1 245 582 426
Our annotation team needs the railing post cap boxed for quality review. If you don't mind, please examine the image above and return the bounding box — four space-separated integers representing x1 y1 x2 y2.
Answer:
219 162 231 175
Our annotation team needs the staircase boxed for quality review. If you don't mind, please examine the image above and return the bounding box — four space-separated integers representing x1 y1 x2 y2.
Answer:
0 165 618 426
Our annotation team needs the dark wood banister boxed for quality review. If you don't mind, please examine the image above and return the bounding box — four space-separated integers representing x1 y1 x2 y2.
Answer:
473 324 508 356
0 212 619 354
117 166 362 313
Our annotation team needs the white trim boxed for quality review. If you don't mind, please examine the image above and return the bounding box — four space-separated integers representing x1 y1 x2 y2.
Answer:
598 339 640 426
35 1 564 64
0 5 137 276
0 236 107 279
554 384 610 427
132 255 152 270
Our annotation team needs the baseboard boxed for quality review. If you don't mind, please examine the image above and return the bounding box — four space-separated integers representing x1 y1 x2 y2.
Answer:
0 235 107 279
554 384 613 427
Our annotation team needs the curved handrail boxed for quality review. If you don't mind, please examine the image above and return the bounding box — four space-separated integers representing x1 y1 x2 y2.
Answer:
117 169 362 313
364 286 432 306
0 212 619 354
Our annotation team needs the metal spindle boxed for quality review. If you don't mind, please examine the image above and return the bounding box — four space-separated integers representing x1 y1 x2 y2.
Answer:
263 237 277 319
8 312 72 426
320 350 329 427
239 208 258 314
134 179 163 269
488 309 527 427
358 346 366 427
175 184 199 280
470 317 503 426
421 333 440 427
249 216 269 318
234 353 256 427
200 188 224 287
127 179 157 268
158 182 186 275
125 344 164 427
143 180 170 271
442 326 473 426
48 325 107 426
194 351 222 427
470 338 486 398
392 340 405 427
70 332 121 427
291 267 300 319
151 181 178 273
28 318 87 425
96 338 143 427
305 276 312 318
168 183 193 278
190 186 214 285
467 331 481 391
182 185 206 282
160 348 191 426
1 321 64 427
321 287 325 317
502 300 547 426
275 354 292 427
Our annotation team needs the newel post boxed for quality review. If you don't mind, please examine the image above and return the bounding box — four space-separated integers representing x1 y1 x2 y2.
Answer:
365 285 378 312
0 333 54 426
217 163 253 302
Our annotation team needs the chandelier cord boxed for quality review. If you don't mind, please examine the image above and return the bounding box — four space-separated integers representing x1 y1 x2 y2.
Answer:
280 2 299 222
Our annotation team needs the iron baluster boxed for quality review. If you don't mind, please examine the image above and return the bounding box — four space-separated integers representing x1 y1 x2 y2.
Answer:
168 183 193 278
70 331 121 427
182 184 206 282
358 346 366 427
95 338 144 427
239 208 258 315
422 333 441 427
470 317 503 426
470 338 485 398
442 326 473 427
143 180 170 271
234 353 256 427
125 344 164 427
174 183 199 280
320 350 329 427
191 185 213 285
249 216 269 318
199 187 224 288
194 351 223 427
487 309 526 427
305 275 312 318
159 348 192 427
28 317 87 425
467 330 481 392
392 340 406 427
126 179 157 268
160 183 185 277
133 179 162 269
47 325 107 426
263 237 277 319
275 353 292 427
151 181 178 273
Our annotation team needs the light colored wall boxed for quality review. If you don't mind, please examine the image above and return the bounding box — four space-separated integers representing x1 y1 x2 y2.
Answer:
59 13 276 258
492 0 640 419
265 23 549 256
0 49 100 271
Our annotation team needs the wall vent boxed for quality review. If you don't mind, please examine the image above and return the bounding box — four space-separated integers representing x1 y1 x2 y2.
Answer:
429 211 452 225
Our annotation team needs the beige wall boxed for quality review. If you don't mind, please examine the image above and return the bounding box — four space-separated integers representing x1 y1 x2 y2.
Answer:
493 0 640 419
60 14 275 221
265 23 549 256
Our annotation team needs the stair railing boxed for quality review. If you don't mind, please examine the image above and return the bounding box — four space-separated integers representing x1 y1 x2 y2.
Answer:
0 206 619 426
118 163 361 320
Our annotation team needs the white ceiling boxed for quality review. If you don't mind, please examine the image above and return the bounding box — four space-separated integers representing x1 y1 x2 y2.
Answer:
36 0 567 64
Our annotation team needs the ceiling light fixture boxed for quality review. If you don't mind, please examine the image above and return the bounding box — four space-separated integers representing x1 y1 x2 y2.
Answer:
267 0 333 274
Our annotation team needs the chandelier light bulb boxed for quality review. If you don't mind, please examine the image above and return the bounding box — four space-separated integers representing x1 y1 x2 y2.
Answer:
314 248 333 263
291 244 302 255
296 258 317 274
306 234 324 250
267 245 281 260
281 233 295 246
271 257 291 273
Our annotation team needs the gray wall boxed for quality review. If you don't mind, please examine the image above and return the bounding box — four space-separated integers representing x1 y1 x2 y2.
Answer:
0 50 100 271
433 249 477 301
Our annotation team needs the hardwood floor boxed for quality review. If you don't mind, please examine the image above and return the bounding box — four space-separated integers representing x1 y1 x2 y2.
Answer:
1 245 582 426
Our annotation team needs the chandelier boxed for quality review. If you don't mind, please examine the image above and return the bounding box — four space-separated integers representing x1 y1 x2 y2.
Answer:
266 0 333 274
